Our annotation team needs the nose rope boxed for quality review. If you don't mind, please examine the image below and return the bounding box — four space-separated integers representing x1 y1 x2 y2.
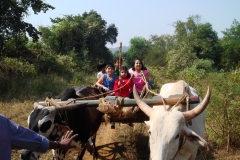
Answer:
170 134 186 160
140 70 167 109
170 93 189 112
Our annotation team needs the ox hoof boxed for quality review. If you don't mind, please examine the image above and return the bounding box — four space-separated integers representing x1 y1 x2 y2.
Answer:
110 122 115 129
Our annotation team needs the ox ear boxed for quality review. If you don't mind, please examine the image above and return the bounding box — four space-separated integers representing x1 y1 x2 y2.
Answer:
144 121 150 127
34 102 38 109
33 102 43 109
183 127 207 147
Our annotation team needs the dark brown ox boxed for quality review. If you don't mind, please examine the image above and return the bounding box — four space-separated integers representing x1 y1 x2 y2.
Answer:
20 86 104 160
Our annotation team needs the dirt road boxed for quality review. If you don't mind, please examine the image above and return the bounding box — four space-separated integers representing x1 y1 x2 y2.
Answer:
83 123 119 160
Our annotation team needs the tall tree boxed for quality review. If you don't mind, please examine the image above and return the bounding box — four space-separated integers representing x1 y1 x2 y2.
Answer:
145 34 174 67
0 0 54 51
126 37 150 66
82 10 118 62
40 10 118 71
173 15 221 67
40 15 85 55
220 19 240 70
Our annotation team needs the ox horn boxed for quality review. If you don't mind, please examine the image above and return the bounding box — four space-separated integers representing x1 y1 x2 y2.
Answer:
133 85 153 117
183 86 210 121
56 102 87 113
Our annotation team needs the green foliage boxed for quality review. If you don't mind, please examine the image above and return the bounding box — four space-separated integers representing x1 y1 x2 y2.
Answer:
0 0 54 50
40 15 85 55
126 37 150 66
173 15 221 67
177 59 213 84
166 43 198 77
26 41 44 52
3 34 28 52
220 19 240 70
205 71 240 147
144 35 173 67
40 11 117 68
0 73 66 100
0 71 98 100
0 57 37 76
35 53 77 78
146 66 169 90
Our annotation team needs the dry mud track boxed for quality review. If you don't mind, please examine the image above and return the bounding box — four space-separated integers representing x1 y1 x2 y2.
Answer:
83 123 133 160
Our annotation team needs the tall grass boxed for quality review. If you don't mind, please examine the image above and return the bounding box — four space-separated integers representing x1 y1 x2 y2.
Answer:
0 71 97 101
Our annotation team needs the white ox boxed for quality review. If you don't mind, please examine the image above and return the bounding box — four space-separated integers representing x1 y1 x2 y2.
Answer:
133 80 210 160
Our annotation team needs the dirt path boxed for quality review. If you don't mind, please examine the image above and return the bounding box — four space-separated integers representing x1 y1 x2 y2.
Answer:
83 123 125 160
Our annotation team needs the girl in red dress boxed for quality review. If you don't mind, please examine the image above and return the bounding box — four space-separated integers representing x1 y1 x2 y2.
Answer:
113 65 132 98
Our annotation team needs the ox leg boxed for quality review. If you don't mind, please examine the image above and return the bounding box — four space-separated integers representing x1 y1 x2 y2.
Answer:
92 136 98 156
110 118 115 129
87 135 98 156
76 144 87 160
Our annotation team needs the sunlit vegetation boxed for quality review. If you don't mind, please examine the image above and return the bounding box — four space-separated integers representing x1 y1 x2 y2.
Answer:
0 1 240 158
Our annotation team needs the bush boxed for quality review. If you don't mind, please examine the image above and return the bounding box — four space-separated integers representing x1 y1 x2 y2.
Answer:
0 57 37 76
205 70 240 148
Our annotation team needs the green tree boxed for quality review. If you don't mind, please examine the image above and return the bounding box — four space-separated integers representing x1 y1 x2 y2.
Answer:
40 10 118 72
173 15 221 67
126 37 150 66
145 34 174 67
0 0 54 51
220 19 240 70
82 10 117 63
40 15 85 55
167 41 198 76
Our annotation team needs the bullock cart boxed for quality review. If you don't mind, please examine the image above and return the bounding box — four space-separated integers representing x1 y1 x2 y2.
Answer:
22 81 210 160
38 94 200 123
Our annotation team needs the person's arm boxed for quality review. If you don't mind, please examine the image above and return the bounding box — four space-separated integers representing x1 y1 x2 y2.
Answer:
2 114 77 152
130 74 135 87
96 77 109 91
7 117 48 153
48 130 78 150
95 77 103 87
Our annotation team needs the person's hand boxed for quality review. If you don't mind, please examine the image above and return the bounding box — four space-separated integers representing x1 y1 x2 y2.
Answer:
102 86 109 91
59 130 78 150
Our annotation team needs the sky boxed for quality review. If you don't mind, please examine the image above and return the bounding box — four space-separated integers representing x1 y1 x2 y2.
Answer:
25 0 240 48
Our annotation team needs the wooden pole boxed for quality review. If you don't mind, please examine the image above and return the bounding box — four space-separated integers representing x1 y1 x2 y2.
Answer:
119 42 122 71
118 42 122 91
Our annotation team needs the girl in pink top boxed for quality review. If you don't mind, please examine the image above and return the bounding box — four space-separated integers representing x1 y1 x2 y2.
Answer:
129 59 148 98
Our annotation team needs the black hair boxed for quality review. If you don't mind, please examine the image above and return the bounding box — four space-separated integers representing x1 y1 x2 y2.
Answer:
132 59 147 71
105 63 114 69
119 65 131 78
97 60 107 71
114 57 123 63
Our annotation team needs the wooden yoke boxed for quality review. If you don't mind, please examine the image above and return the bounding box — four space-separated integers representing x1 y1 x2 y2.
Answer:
38 94 200 107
